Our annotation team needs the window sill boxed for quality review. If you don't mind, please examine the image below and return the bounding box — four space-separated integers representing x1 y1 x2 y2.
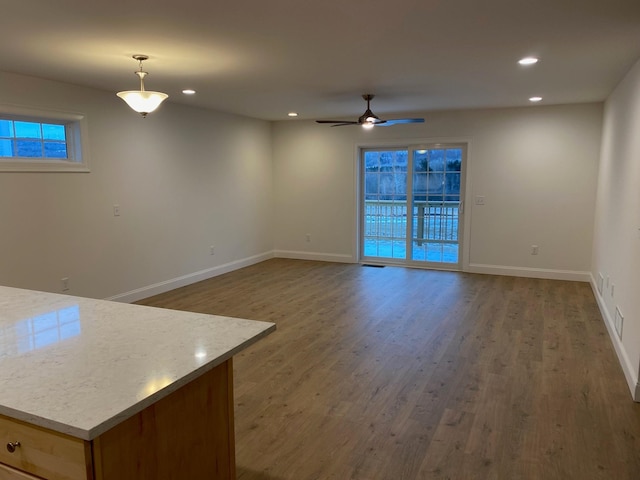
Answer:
0 158 90 173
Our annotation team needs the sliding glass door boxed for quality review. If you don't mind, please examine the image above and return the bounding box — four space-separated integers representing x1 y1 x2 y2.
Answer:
361 144 465 269
362 148 409 260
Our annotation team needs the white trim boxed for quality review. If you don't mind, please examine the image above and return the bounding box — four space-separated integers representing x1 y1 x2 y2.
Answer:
105 251 274 303
0 103 90 172
354 137 473 269
589 274 640 402
0 158 90 173
274 250 354 263
354 135 474 150
352 143 361 262
461 140 473 273
467 263 591 282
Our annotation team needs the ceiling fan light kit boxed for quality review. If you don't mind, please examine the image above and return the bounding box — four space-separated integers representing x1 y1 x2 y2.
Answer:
316 94 425 128
117 55 169 117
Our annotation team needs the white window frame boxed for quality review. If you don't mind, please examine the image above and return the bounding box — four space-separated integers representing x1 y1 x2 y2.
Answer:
0 104 90 172
354 137 474 272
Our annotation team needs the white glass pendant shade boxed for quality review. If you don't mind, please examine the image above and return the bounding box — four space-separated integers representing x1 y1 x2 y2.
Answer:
117 90 168 116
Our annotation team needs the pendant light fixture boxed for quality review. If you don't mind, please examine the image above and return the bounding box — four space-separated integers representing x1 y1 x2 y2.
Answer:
117 55 168 117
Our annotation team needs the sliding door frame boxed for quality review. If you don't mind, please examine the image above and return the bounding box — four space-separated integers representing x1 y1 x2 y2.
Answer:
354 138 473 271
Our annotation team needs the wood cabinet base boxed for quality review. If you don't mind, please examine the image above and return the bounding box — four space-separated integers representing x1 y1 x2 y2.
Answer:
1 360 236 480
93 359 236 480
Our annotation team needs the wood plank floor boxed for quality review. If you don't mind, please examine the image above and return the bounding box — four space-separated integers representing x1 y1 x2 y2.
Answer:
138 259 640 480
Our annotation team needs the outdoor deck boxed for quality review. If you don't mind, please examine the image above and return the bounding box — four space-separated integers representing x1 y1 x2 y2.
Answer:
364 200 459 263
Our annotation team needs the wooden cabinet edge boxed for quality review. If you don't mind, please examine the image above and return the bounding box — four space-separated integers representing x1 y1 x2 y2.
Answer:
226 360 237 480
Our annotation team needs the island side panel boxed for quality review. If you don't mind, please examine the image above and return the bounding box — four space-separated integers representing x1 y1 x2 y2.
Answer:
92 359 236 480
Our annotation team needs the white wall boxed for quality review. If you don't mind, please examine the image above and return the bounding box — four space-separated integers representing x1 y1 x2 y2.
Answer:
0 72 274 301
4 69 632 395
272 104 602 280
4 67 637 398
591 57 640 400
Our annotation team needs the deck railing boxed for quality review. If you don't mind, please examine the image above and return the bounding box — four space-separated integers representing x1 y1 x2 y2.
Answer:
364 200 459 244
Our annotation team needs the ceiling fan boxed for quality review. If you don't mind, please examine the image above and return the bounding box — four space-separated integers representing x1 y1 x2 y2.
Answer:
316 94 424 128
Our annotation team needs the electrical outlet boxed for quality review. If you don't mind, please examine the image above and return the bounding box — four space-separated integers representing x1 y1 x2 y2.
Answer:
61 277 70 292
531 245 539 255
210 245 215 255
306 233 311 243
474 195 485 205
615 307 624 339
113 204 120 216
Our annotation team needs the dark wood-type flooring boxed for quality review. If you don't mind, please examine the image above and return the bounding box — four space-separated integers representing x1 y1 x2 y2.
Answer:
138 259 640 480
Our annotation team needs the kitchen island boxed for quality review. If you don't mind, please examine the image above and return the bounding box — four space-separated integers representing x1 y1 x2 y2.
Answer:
0 286 275 479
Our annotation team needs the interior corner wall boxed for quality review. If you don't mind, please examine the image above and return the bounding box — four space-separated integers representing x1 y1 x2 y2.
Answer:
272 103 602 279
591 57 640 400
0 71 274 301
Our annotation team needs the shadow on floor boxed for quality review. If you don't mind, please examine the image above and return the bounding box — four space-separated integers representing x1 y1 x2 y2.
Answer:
236 466 285 480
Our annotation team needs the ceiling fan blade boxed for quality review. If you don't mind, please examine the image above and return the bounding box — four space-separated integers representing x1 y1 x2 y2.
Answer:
376 118 425 126
315 120 358 124
317 95 423 127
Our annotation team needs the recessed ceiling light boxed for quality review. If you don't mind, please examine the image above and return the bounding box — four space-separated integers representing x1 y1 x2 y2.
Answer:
288 112 298 117
182 89 196 95
529 96 543 102
519 57 539 66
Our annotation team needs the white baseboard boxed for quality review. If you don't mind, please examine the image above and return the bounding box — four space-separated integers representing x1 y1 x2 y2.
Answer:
274 250 354 263
589 274 639 402
105 251 275 304
467 263 591 282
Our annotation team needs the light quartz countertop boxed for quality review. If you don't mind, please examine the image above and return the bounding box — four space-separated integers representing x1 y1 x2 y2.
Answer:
0 286 275 441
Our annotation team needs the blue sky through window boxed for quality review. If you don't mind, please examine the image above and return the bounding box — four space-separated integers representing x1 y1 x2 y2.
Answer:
0 119 67 159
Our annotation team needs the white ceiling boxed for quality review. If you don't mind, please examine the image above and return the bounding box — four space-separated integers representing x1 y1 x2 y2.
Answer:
2 0 640 121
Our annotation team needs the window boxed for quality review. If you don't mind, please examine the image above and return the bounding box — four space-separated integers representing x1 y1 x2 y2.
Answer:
0 104 89 172
0 120 68 159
